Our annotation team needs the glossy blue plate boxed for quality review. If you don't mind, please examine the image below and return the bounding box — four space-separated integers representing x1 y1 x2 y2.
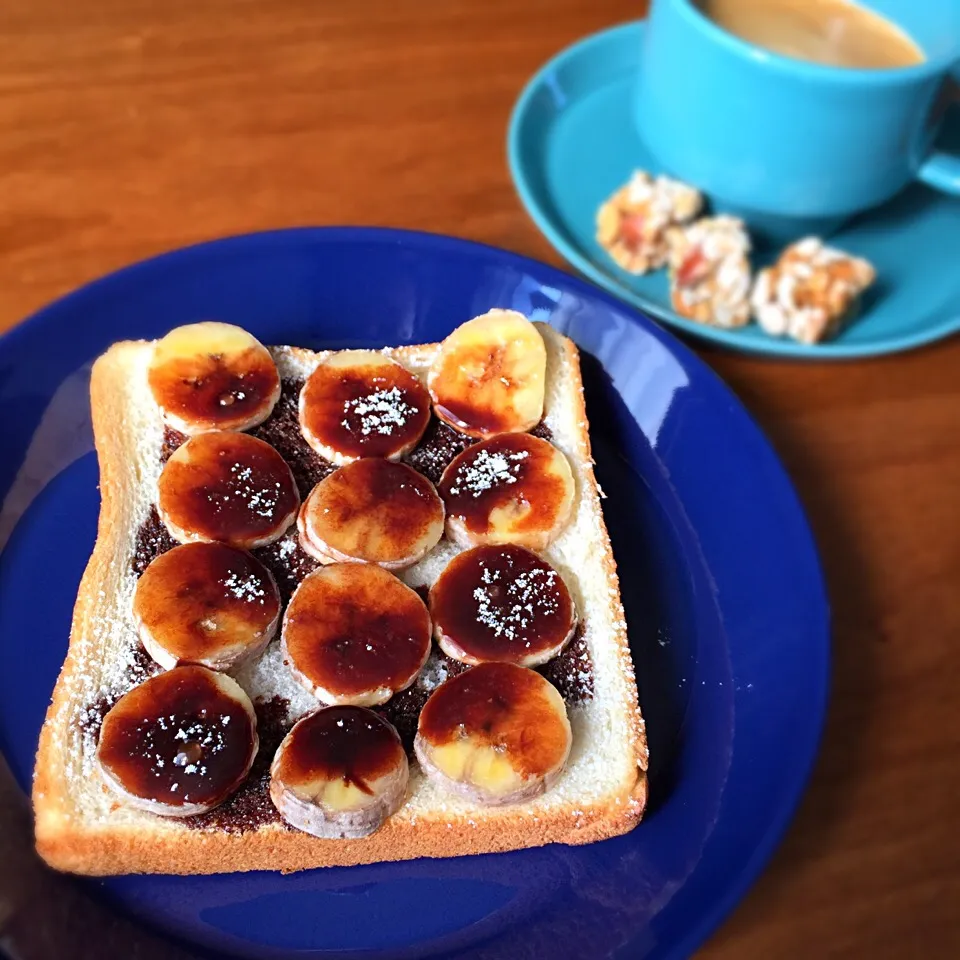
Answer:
0 228 828 960
508 22 960 358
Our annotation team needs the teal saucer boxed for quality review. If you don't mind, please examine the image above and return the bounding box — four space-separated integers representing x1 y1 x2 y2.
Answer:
507 22 960 358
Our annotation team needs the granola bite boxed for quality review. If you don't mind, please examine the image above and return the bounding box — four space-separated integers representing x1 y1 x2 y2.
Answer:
751 238 876 344
596 171 703 274
667 216 752 329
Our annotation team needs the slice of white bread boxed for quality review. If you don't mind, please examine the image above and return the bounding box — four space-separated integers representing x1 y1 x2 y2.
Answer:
33 323 648 875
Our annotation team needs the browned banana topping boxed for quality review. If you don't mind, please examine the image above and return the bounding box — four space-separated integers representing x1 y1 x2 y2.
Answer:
272 706 404 799
430 545 576 666
148 322 280 434
299 351 431 463
282 564 431 706
133 542 281 671
270 706 408 838
105 320 590 826
427 310 547 438
97 666 258 815
158 432 300 548
438 433 575 549
298 458 444 568
415 663 572 804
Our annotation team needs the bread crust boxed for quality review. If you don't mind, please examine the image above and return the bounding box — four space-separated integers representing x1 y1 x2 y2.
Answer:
34 344 145 862
32 331 647 876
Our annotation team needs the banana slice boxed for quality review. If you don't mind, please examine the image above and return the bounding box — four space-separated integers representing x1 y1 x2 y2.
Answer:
415 662 571 806
438 433 575 550
134 542 281 671
299 351 431 464
270 705 408 839
298 458 444 569
430 544 576 667
97 665 258 817
158 431 300 549
148 322 280 435
427 310 547 438
282 564 431 706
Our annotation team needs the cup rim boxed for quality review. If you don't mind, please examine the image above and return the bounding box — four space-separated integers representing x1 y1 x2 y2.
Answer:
677 0 955 84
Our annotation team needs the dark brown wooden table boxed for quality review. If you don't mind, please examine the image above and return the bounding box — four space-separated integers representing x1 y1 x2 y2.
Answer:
1 1 957 957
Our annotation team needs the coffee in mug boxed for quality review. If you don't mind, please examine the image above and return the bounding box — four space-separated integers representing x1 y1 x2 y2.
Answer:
635 0 960 233
696 0 925 69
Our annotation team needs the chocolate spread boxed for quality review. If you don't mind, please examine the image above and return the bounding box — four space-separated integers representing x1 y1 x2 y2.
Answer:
253 534 320 604
132 506 178 577
539 623 592 704
117 379 592 832
403 418 474 483
251 379 336 497
375 648 469 753
160 426 185 464
529 420 554 442
187 696 293 832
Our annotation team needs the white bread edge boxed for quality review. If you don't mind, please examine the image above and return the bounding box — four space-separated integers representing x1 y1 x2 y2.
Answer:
33 325 647 875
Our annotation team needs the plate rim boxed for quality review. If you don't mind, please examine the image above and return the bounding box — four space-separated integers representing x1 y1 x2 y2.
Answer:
506 20 960 360
0 225 830 960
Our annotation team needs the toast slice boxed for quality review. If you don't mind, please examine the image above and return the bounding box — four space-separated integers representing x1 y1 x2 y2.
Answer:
32 323 648 875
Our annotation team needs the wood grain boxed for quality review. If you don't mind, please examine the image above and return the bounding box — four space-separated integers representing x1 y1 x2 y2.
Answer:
0 1 958 957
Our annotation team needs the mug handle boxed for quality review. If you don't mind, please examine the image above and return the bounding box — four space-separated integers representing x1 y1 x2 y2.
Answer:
917 67 960 195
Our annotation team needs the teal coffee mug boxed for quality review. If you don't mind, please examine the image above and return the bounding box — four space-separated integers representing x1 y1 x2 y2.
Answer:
636 0 960 237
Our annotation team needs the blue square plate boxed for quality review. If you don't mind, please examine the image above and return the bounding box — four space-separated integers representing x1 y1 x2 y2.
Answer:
0 227 828 959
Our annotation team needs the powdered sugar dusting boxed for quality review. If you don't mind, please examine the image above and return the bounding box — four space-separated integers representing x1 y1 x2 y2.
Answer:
140 717 229 785
277 537 296 558
417 653 451 693
223 571 268 604
224 463 282 519
448 448 529 497
473 563 560 642
342 385 420 437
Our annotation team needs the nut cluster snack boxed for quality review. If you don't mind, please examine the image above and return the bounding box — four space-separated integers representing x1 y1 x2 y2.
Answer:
751 238 877 344
596 171 703 274
667 216 752 329
596 169 877 344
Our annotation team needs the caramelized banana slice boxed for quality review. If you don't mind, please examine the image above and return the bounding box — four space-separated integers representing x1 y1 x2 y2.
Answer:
427 310 547 438
438 433 574 550
298 458 444 569
270 706 407 839
430 545 576 666
415 663 571 806
148 322 280 434
299 351 431 464
97 666 258 817
134 542 281 671
282 564 431 706
158 432 300 548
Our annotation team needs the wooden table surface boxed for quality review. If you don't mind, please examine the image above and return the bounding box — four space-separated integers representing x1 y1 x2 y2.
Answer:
0 1 957 957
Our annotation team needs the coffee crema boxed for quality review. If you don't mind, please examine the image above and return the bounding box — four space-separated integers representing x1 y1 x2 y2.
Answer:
696 0 925 69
